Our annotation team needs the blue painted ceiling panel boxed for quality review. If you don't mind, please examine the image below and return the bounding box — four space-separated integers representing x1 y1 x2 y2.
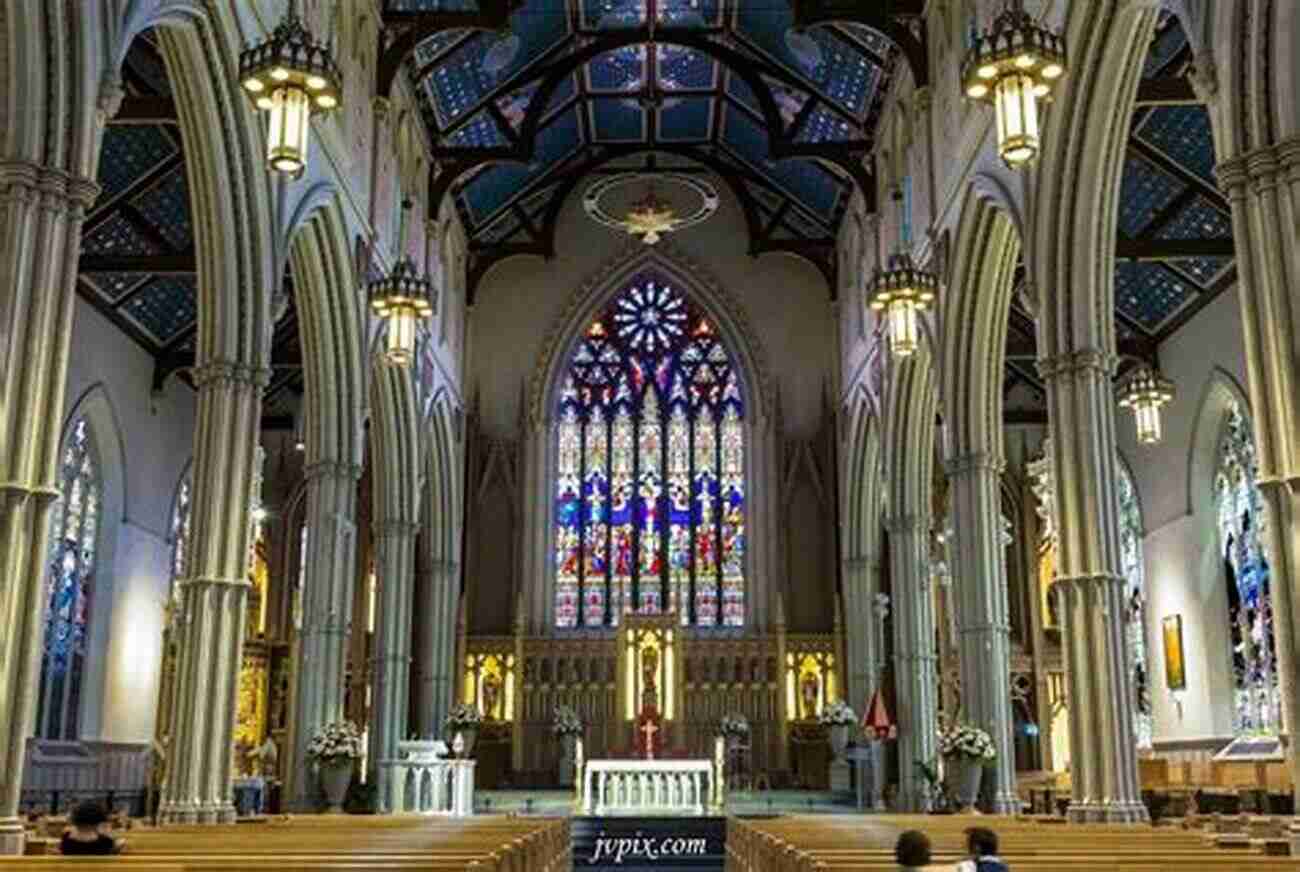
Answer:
1114 262 1194 331
121 276 197 344
132 166 193 251
658 97 712 141
97 126 177 202
1116 153 1184 238
658 45 716 90
1166 256 1231 288
592 96 646 141
1134 106 1216 185
83 273 150 302
83 213 163 256
1155 196 1231 240
722 104 841 220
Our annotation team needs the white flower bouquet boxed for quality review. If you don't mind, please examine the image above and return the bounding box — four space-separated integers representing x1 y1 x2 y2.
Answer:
939 723 996 763
718 713 751 738
552 705 583 736
818 700 857 727
307 721 363 762
445 703 482 732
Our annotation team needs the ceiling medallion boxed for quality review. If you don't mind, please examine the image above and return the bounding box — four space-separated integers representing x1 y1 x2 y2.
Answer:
584 173 720 245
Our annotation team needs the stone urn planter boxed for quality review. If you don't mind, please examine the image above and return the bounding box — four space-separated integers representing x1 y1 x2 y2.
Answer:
828 724 851 759
559 733 578 787
947 756 984 813
318 759 353 814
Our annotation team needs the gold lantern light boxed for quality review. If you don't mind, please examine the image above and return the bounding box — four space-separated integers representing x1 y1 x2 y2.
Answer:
961 0 1067 168
368 200 435 367
238 0 342 176
1118 366 1175 445
868 252 937 359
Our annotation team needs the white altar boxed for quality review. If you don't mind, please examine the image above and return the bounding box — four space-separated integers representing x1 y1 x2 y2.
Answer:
582 759 712 816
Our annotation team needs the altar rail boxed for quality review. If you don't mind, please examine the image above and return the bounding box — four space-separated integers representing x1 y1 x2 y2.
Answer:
583 760 712 816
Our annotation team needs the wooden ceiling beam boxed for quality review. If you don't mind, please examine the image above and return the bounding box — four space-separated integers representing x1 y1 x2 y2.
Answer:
1135 76 1198 106
1116 237 1234 260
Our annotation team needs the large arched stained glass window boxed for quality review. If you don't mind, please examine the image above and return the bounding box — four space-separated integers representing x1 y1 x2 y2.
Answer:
36 417 101 740
555 274 745 629
1116 464 1151 748
1216 400 1278 735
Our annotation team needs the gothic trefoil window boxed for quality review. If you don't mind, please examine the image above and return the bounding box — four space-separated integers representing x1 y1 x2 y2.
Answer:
36 417 101 740
1216 400 1277 735
555 272 745 629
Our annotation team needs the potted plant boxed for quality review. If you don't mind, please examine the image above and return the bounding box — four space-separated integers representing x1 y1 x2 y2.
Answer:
819 700 857 758
445 703 483 756
306 721 363 814
718 713 750 750
938 723 996 813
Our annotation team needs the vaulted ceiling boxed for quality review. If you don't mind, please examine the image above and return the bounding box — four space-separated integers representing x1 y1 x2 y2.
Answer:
381 0 928 298
78 32 302 410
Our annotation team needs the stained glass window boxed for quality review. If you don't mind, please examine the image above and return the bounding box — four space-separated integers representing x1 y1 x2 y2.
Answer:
1116 463 1151 748
555 272 746 628
1215 400 1278 735
36 417 101 740
168 472 192 622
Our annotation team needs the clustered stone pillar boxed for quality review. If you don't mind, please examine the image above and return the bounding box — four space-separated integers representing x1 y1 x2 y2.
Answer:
160 362 269 824
842 555 885 808
414 557 459 740
888 514 938 812
368 519 418 809
287 461 360 810
0 162 100 855
1217 141 1300 794
946 452 1018 813
1037 350 1146 823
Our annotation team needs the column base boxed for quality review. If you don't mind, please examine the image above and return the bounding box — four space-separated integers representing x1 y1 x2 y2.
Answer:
160 801 237 825
1066 799 1149 823
990 792 1023 815
0 818 26 856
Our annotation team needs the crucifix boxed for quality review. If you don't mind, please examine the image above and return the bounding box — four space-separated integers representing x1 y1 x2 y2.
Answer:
640 719 659 760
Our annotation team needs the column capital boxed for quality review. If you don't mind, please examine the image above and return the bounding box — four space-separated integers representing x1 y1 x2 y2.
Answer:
1051 572 1124 591
0 482 61 504
304 460 364 483
944 452 1004 477
0 160 99 209
193 360 273 390
1035 348 1116 383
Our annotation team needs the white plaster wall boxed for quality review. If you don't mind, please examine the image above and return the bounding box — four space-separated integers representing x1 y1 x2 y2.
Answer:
62 297 197 744
468 176 834 440
1115 286 1248 744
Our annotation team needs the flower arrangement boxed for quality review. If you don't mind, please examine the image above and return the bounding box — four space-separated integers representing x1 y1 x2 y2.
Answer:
939 723 996 763
818 700 857 727
307 721 363 762
552 705 583 737
717 713 750 738
445 703 482 732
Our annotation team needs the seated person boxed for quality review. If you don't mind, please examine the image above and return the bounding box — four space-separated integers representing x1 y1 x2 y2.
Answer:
60 802 126 855
955 827 1007 872
895 830 932 871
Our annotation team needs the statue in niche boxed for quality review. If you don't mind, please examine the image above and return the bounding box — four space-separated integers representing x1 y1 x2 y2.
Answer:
641 647 659 710
482 674 501 719
800 671 820 720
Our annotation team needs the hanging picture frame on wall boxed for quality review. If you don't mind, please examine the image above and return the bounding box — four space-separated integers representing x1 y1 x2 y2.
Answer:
1162 615 1187 691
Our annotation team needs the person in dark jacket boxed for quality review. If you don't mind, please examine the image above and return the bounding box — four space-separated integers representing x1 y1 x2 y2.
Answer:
955 827 1008 872
60 802 126 855
895 830 933 870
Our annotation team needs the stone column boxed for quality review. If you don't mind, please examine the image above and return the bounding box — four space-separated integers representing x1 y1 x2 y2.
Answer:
0 162 100 855
368 519 418 808
946 452 1018 813
1037 350 1146 823
160 362 269 824
287 461 360 810
414 558 459 740
887 514 937 812
1217 144 1300 799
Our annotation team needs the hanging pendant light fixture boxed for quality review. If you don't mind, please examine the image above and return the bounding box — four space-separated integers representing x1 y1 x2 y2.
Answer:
368 200 435 367
868 190 937 359
239 0 342 176
1118 366 1174 445
961 0 1066 168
